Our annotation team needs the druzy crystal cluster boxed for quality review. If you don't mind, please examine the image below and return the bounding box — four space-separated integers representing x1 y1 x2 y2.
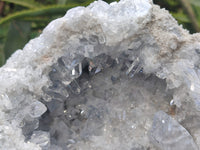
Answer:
1 0 200 150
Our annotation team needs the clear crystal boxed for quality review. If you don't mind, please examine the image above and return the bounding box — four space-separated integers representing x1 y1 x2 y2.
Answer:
42 84 69 102
126 57 142 78
21 116 39 137
149 111 198 150
68 80 81 95
28 101 47 118
29 131 50 150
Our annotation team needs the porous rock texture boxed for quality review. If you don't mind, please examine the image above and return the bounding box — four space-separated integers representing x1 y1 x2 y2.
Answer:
0 0 200 150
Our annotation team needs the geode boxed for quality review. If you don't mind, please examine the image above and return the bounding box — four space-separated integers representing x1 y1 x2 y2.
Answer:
1 0 200 150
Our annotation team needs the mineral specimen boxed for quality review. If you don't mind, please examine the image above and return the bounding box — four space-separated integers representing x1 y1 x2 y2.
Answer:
149 111 199 150
0 0 200 150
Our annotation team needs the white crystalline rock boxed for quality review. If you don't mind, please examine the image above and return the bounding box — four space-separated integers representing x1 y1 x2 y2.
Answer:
28 101 47 118
149 111 199 150
87 0 152 44
29 131 50 150
0 0 200 149
0 122 41 150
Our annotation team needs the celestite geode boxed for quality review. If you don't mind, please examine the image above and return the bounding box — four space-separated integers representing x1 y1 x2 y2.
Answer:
1 0 200 150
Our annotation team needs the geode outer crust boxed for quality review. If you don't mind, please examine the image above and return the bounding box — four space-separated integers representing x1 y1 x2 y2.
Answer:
0 0 200 150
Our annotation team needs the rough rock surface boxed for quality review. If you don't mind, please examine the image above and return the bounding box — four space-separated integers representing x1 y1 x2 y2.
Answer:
0 0 200 150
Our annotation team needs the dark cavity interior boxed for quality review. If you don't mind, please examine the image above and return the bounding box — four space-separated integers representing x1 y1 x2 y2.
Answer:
24 52 173 150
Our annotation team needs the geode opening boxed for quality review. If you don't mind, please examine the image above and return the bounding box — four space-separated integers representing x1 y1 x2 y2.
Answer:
36 51 173 150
